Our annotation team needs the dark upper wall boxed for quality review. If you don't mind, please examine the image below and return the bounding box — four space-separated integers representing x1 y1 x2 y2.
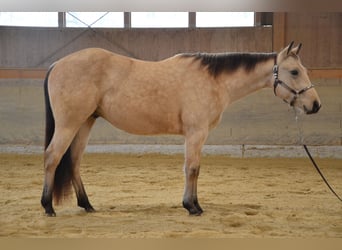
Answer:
0 27 272 68
1 13 341 69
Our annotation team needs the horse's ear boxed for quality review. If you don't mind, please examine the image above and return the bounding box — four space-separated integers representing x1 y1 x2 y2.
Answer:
286 41 295 55
295 43 302 55
277 41 295 62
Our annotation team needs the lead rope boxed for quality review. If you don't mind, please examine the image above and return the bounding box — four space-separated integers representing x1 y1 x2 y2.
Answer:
294 108 342 202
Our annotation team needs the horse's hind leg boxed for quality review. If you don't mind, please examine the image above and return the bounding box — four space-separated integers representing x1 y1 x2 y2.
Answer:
42 126 80 216
182 128 208 215
70 117 96 212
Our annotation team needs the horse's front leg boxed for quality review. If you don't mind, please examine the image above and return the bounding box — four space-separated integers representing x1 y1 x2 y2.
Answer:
183 128 208 216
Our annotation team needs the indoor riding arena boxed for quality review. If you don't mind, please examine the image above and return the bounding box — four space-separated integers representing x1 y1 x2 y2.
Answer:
0 12 341 238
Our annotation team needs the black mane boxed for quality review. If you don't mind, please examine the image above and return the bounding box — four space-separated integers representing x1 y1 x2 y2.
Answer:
182 52 277 77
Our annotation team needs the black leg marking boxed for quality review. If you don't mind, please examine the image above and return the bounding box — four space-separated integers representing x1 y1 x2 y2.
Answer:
77 192 95 213
194 198 203 214
183 199 203 216
41 188 56 217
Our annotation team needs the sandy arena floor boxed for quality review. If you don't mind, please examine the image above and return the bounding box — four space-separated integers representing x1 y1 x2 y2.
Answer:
0 153 341 238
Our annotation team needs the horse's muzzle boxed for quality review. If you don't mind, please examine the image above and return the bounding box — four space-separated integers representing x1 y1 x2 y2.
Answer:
304 100 321 114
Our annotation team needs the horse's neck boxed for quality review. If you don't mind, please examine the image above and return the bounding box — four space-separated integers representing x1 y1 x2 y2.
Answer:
221 58 275 104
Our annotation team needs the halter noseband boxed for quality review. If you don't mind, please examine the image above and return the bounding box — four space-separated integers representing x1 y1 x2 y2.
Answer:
273 57 314 106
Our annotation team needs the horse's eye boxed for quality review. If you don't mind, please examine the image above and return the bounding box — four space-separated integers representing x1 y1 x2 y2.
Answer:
290 70 299 76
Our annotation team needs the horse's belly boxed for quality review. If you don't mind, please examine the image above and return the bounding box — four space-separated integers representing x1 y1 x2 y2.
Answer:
102 107 183 135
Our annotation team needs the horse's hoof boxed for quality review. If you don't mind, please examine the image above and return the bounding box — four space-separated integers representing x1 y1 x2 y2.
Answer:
189 209 203 216
183 201 203 216
85 207 96 213
45 212 56 217
189 212 202 216
43 206 56 217
194 202 203 214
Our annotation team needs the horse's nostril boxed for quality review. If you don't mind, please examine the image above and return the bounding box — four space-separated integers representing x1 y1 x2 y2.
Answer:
305 100 321 114
312 100 321 113
310 101 321 114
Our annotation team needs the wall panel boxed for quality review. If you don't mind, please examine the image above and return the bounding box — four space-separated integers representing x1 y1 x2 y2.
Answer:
0 27 272 68
285 12 342 68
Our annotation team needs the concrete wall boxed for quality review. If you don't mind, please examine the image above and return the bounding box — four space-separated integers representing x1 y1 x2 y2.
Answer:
1 78 340 146
0 13 341 146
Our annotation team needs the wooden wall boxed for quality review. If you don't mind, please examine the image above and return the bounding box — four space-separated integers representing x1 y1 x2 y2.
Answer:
285 13 342 69
0 12 341 146
0 26 271 68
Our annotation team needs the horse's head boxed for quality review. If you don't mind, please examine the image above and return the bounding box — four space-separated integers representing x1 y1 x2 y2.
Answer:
273 42 321 114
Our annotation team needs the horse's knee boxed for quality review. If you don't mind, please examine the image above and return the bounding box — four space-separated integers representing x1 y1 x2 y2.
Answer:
44 147 60 171
190 164 200 175
184 164 200 177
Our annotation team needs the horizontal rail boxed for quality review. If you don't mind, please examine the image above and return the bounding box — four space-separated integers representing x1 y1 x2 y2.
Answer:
308 68 342 79
0 68 47 79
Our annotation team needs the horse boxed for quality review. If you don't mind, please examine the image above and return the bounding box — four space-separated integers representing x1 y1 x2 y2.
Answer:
41 41 321 216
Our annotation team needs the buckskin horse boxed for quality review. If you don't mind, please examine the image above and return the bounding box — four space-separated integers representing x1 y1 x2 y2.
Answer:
41 42 321 216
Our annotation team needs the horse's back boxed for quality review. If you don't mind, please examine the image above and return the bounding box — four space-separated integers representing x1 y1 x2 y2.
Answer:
54 48 133 82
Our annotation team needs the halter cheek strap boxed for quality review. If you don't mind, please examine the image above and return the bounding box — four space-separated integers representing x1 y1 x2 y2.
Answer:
273 64 280 96
273 58 314 106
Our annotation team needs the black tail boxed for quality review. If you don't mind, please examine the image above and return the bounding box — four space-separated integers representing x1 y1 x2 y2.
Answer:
44 65 73 204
